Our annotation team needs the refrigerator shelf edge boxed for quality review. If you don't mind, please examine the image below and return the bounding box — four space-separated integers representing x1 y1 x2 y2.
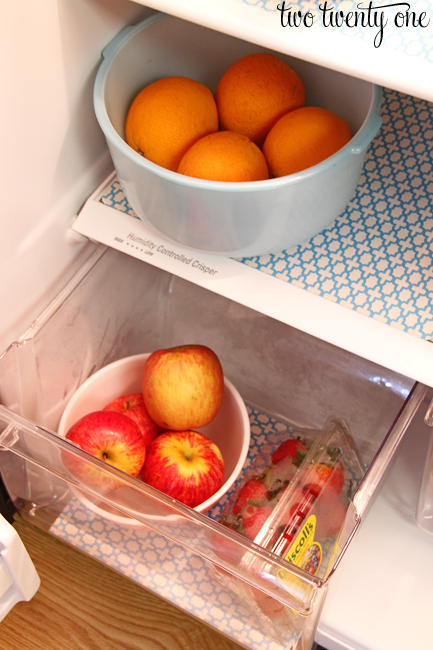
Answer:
72 170 433 388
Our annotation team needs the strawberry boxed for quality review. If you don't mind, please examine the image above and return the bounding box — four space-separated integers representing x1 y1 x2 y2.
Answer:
250 585 286 618
242 504 273 541
305 460 344 498
314 492 347 539
283 487 315 524
271 438 307 465
233 476 270 516
262 454 299 495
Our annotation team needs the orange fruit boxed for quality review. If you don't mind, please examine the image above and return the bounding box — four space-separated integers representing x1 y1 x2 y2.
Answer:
263 106 352 177
177 131 269 182
215 52 305 148
125 76 219 172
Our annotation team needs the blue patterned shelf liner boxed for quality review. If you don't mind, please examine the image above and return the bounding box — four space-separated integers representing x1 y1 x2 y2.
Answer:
100 88 433 341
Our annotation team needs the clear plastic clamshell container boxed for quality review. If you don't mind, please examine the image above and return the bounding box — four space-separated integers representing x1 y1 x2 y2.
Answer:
218 418 365 573
0 245 426 650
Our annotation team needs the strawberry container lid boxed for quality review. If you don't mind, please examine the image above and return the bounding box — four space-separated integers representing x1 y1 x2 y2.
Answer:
219 417 365 582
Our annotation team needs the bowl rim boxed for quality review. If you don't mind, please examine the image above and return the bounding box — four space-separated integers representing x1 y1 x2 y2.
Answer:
93 12 383 193
58 353 251 523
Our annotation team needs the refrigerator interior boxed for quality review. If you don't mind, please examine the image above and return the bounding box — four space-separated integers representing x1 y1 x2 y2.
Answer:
1 1 433 650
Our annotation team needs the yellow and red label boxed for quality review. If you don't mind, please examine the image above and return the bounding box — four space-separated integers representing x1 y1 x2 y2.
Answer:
286 515 322 575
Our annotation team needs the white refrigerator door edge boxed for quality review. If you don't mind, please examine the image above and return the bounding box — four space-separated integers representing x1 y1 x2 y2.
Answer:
0 514 40 621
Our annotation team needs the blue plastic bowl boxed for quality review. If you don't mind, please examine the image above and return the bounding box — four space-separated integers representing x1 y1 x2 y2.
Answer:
94 13 382 257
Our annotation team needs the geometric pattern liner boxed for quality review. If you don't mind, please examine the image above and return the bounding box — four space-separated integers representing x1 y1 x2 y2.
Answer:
242 90 433 339
50 407 304 650
101 88 433 340
54 500 286 650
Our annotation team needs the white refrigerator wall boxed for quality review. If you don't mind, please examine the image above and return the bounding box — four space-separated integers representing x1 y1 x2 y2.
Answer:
0 0 152 353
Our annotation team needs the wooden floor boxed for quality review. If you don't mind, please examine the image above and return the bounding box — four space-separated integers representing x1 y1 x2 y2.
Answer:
1 516 243 650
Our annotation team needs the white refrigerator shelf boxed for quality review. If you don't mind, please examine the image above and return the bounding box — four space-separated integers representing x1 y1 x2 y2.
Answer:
72 87 433 388
131 0 433 103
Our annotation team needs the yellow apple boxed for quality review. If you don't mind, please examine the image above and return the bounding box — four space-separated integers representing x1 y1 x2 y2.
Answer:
142 344 224 430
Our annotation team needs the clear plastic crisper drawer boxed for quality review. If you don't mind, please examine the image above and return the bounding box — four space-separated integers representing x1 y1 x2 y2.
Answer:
0 245 425 650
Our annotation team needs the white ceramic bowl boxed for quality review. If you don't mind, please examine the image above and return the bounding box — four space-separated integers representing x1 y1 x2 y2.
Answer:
58 353 250 526
94 13 382 257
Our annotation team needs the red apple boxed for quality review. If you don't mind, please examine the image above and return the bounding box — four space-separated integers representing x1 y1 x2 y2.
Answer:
142 344 224 430
141 430 225 508
65 411 146 488
103 393 160 448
